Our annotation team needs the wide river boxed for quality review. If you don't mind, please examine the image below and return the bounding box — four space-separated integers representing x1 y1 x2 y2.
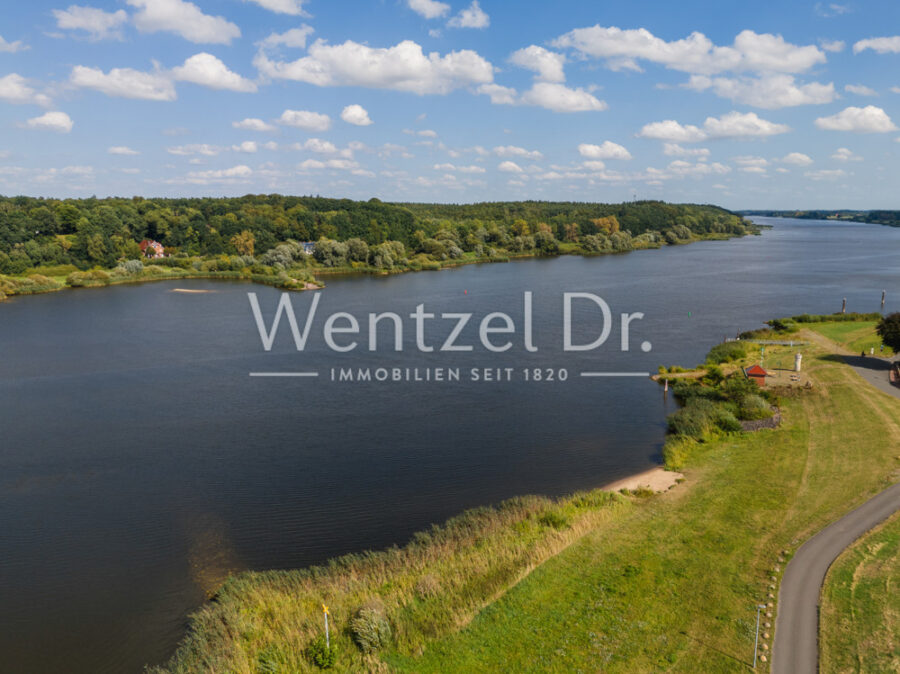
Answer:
1 217 898 672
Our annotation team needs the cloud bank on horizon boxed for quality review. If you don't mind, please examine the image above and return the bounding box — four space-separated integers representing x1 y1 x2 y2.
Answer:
1 0 900 208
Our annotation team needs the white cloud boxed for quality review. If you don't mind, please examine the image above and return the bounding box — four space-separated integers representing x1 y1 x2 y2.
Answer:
819 39 845 53
733 155 769 167
433 163 485 173
815 3 851 18
831 147 862 161
552 27 825 76
25 111 73 133
518 82 607 113
167 143 222 156
108 146 140 155
853 36 900 54
298 158 359 171
258 25 314 49
844 83 877 96
639 111 790 142
70 65 176 101
477 83 518 105
52 6 128 41
298 138 340 154
186 165 253 183
494 145 543 159
407 0 450 19
805 168 846 180
663 143 710 158
498 160 524 173
127 0 240 45
232 141 258 153
255 39 494 95
233 118 276 132
244 0 308 15
780 152 813 166
448 1 489 29
814 105 897 132
0 74 51 106
341 104 373 126
578 141 632 160
171 53 257 92
0 35 26 53
685 73 835 109
278 109 331 131
509 46 566 82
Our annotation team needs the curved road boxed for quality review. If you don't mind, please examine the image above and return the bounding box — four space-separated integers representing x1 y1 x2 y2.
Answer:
772 356 900 674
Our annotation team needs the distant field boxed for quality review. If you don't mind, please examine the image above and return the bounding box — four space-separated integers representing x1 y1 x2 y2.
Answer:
820 512 900 673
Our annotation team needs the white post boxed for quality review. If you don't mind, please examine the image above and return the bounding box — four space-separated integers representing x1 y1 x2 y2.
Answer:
323 604 330 648
795 353 802 373
754 604 765 668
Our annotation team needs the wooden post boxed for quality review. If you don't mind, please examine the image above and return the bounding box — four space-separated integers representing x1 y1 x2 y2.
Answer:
882 290 886 308
841 297 846 314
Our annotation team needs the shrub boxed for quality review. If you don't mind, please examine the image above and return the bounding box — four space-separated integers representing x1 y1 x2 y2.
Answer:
663 436 693 471
738 394 774 421
349 604 392 653
537 510 571 530
306 635 337 669
65 270 111 287
123 259 144 275
706 341 747 364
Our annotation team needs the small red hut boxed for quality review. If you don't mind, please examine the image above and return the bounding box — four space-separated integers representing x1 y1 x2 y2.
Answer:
745 364 769 388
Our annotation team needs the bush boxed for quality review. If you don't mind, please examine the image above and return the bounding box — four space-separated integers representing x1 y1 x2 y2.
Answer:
123 259 144 275
306 635 337 669
738 394 774 421
663 437 693 471
65 269 111 287
706 341 747 364
668 398 740 440
349 604 392 653
537 510 571 530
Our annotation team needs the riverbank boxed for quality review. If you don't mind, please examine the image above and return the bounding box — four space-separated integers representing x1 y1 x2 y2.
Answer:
0 228 749 304
152 321 900 672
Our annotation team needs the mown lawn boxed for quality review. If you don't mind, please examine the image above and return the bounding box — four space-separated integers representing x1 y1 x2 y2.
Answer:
810 320 894 357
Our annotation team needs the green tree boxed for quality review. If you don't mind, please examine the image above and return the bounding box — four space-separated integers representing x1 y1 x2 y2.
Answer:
876 313 900 352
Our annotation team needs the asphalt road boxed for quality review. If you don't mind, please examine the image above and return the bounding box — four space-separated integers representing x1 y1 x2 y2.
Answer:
772 357 900 674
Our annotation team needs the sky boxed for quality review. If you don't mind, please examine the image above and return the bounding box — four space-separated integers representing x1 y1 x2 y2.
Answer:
2 0 900 208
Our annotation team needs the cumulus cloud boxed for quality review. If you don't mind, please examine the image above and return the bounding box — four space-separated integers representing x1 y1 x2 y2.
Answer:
814 105 897 132
639 111 790 142
407 0 450 19
25 111 74 133
52 5 128 41
853 36 900 54
108 146 140 155
494 145 543 159
517 82 607 112
819 39 845 52
0 35 26 53
233 118 276 132
578 141 632 160
831 147 862 161
448 1 489 29
844 83 877 96
509 46 566 82
341 104 373 126
243 0 308 16
553 27 825 76
127 0 241 45
185 165 253 183
255 39 494 95
685 73 835 108
258 25 314 49
171 53 257 92
167 143 222 156
663 143 710 158
780 152 813 166
498 161 524 173
0 74 51 106
805 168 846 180
298 158 359 171
278 109 331 131
70 64 176 101
433 163 486 173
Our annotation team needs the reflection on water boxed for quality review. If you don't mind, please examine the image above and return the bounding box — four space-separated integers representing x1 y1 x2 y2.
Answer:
0 217 898 672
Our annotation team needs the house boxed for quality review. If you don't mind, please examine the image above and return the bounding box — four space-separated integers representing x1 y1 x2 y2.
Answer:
744 364 769 388
300 241 316 255
139 239 165 259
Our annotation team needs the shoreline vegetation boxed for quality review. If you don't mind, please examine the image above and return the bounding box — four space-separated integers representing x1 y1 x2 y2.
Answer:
152 314 900 673
0 196 757 302
741 209 900 228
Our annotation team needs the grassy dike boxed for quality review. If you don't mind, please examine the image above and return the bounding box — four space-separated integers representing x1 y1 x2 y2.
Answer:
153 326 900 673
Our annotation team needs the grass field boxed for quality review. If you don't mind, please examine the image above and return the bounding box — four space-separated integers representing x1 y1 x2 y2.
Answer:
808 320 895 357
155 326 900 673
820 512 900 673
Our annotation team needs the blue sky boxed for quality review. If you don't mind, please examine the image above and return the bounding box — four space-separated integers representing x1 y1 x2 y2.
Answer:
2 0 900 208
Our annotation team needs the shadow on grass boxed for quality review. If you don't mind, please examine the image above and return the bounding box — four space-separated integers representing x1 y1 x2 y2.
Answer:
680 630 752 670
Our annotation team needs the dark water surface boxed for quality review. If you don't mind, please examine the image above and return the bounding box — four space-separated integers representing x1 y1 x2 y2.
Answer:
1 217 898 673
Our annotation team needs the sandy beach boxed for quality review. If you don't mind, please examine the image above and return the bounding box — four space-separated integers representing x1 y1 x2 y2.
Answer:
602 466 684 493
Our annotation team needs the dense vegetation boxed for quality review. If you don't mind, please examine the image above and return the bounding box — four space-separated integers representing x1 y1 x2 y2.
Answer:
743 209 900 227
0 195 754 278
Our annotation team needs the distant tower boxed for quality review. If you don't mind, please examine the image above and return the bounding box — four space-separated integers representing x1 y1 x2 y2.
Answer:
795 353 803 373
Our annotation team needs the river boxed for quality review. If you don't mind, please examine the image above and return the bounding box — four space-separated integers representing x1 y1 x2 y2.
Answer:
0 217 897 672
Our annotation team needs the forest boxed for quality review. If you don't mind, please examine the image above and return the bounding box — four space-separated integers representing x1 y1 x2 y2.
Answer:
742 209 900 227
0 195 754 277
